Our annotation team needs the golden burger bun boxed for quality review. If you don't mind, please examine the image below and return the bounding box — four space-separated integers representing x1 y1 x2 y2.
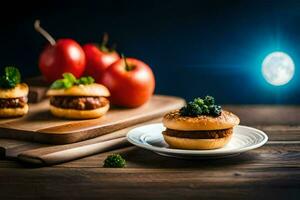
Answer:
0 104 29 118
162 109 239 150
0 83 29 98
163 110 240 131
162 128 233 150
47 83 110 97
49 104 110 119
163 128 233 150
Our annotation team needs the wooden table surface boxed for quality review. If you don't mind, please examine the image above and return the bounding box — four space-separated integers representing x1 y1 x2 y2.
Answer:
0 105 299 199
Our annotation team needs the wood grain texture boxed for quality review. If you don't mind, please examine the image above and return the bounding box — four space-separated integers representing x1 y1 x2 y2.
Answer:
224 105 300 126
0 144 299 199
0 95 185 144
0 118 160 165
0 105 299 199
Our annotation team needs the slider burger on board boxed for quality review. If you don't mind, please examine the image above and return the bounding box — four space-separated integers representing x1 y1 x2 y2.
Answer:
162 96 240 150
0 67 29 118
47 73 110 119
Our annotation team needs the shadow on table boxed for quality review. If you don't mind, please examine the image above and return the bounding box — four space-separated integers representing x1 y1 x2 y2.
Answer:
121 147 257 169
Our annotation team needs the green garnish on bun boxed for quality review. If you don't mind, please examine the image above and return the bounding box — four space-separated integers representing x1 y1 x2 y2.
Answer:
50 73 95 89
179 96 222 117
0 66 29 118
0 66 21 89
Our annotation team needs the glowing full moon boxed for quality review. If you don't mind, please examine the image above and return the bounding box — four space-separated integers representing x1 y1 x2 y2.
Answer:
262 51 295 86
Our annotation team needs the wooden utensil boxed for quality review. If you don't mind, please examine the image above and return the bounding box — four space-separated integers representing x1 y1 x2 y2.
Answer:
18 137 129 165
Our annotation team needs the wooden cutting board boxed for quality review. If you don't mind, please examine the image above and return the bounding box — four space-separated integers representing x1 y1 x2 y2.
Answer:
0 95 185 144
0 118 161 165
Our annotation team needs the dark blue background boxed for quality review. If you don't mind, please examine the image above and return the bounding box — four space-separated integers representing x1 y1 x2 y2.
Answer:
1 0 300 104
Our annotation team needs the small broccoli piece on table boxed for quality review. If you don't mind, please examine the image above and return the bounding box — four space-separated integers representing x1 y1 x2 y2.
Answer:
103 154 126 168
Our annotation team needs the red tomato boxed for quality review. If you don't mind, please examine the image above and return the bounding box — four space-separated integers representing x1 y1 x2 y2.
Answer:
39 39 86 83
83 44 120 82
101 58 155 107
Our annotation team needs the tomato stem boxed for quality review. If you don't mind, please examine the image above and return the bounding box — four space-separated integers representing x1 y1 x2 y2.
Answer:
101 32 109 47
34 20 56 45
122 54 132 71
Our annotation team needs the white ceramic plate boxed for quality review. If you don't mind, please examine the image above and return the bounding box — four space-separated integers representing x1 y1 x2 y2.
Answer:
127 123 268 159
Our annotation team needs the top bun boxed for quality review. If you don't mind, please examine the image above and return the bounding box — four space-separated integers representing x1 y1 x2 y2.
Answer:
0 83 29 98
163 110 240 131
47 83 110 97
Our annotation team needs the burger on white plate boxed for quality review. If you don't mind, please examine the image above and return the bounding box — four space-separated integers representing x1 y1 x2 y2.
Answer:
162 96 240 150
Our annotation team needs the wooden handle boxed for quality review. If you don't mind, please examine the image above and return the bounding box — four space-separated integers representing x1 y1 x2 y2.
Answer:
17 129 130 165
18 137 129 165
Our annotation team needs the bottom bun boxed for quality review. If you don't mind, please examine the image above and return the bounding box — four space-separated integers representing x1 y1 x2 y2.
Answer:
50 104 109 119
0 104 29 118
162 131 233 150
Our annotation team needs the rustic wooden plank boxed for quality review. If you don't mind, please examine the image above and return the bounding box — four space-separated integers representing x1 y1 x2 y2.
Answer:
0 105 299 199
256 125 300 141
0 166 298 199
1 143 298 199
0 123 299 166
1 142 298 169
0 95 185 144
0 119 160 165
1 122 299 162
224 105 300 126
0 139 38 159
0 135 299 198
54 143 300 169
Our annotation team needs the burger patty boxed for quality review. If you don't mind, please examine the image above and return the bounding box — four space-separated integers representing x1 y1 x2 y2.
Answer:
50 96 109 110
0 97 28 108
163 128 233 139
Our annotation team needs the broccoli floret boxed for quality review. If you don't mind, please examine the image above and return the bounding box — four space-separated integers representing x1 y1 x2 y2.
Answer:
204 95 215 106
103 154 126 168
180 101 202 116
202 104 210 115
194 97 204 106
180 96 222 117
209 105 222 116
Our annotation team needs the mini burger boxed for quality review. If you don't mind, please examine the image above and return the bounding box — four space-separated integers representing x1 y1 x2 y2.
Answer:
0 67 29 118
47 73 110 119
162 96 240 150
